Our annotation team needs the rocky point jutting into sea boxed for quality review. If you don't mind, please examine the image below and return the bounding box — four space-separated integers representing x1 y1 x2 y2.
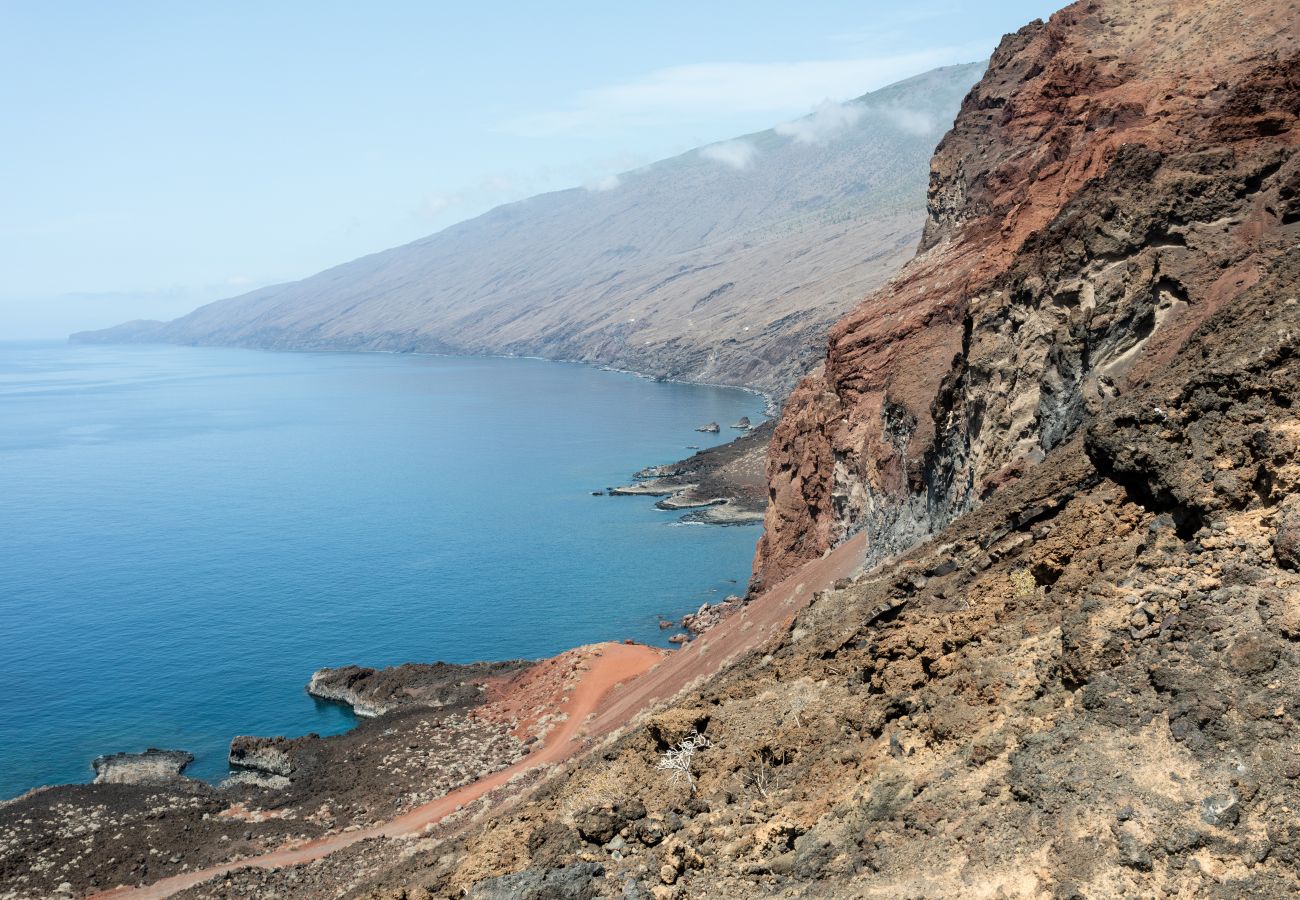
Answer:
4 0 1300 896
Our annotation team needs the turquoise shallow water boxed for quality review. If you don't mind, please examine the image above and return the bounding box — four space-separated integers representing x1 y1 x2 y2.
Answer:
0 342 765 799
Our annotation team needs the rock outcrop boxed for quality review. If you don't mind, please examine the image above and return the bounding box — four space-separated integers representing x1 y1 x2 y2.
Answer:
228 735 300 778
342 137 1300 900
755 0 1300 589
307 659 528 717
613 422 773 525
90 749 193 785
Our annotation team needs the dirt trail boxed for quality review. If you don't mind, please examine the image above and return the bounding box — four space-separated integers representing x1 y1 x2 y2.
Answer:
90 534 867 899
89 642 665 900
589 532 867 736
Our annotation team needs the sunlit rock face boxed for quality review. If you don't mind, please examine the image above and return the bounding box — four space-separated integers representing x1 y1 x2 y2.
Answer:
755 0 1300 589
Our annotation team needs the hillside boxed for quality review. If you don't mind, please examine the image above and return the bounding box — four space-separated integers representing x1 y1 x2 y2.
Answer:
7 1 1300 897
323 0 1298 896
71 65 981 398
754 0 1300 587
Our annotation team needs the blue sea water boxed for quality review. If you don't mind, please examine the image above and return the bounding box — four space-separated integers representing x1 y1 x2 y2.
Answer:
0 342 766 799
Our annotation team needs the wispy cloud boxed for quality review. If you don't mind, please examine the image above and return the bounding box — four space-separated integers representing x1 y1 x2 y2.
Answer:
775 100 864 144
773 98 945 147
871 105 941 136
699 139 757 170
584 173 622 192
506 49 976 138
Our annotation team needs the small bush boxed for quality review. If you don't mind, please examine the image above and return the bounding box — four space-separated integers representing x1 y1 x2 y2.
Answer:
1009 568 1039 598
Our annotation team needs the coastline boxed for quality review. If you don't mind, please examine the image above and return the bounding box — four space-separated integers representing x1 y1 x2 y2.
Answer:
4 344 770 797
605 420 773 527
0 344 778 897
2 645 663 899
64 336 782 419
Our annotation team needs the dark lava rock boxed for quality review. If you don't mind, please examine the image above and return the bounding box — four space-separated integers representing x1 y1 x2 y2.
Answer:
467 862 605 900
1115 830 1153 871
528 821 584 869
229 735 299 776
1200 794 1242 828
1274 494 1300 569
575 800 646 845
1224 636 1280 676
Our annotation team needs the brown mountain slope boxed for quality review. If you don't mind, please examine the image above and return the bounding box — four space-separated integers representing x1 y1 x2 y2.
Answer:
16 2 1300 898
328 255 1300 898
71 65 981 399
245 0 1300 896
754 0 1299 587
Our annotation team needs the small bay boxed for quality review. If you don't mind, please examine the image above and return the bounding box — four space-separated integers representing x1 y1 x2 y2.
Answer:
0 342 764 798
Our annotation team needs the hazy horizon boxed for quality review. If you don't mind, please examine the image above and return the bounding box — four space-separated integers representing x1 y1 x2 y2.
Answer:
0 1 1062 338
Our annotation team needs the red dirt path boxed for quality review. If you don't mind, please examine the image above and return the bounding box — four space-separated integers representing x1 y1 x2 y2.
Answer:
91 532 867 899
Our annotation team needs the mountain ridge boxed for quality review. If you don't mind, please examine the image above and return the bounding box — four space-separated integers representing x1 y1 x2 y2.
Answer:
72 63 983 398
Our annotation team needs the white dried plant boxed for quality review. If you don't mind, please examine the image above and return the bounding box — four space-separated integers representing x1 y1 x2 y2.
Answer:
656 730 712 793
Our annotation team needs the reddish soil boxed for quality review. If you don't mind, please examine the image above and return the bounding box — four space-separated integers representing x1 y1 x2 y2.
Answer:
89 642 665 900
88 533 869 899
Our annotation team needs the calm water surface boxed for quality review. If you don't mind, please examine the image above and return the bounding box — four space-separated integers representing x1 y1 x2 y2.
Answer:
0 342 765 798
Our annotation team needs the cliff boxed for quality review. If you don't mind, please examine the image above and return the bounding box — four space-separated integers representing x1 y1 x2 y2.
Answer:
754 0 1300 587
9 2 1300 897
291 1 1300 896
72 65 981 399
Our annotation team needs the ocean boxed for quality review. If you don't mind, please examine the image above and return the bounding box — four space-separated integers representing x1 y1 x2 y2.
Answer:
0 341 765 798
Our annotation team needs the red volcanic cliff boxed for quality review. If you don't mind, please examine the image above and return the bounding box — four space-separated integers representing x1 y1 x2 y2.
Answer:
755 0 1300 589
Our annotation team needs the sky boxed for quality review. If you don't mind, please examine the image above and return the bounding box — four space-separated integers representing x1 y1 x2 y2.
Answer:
0 1 1064 338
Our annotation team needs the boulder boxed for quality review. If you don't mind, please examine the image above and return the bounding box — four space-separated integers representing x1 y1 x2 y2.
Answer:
91 749 193 785
1274 494 1300 569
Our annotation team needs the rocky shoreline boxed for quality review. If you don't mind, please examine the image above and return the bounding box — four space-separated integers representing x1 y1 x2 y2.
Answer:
0 658 545 898
0 416 771 899
604 421 773 527
91 749 194 786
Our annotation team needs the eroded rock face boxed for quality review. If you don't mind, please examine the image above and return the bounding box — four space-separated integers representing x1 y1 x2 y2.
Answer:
364 250 1300 900
1275 494 1300 569
91 749 193 785
307 659 528 717
755 0 1300 589
228 735 300 777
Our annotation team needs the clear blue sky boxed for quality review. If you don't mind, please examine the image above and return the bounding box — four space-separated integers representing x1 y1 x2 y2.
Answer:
0 1 1063 337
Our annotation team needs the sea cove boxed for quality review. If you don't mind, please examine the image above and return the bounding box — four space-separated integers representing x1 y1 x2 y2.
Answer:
0 342 764 798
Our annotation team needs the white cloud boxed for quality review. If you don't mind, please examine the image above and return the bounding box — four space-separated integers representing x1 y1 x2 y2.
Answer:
699 140 757 170
505 48 977 137
871 105 941 136
775 100 864 144
773 99 944 147
584 174 622 192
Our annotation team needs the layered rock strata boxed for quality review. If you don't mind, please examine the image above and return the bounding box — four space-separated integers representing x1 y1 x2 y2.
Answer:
341 192 1300 900
755 0 1300 588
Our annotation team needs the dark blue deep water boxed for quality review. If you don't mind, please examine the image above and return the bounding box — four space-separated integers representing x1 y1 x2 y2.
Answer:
0 342 765 799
